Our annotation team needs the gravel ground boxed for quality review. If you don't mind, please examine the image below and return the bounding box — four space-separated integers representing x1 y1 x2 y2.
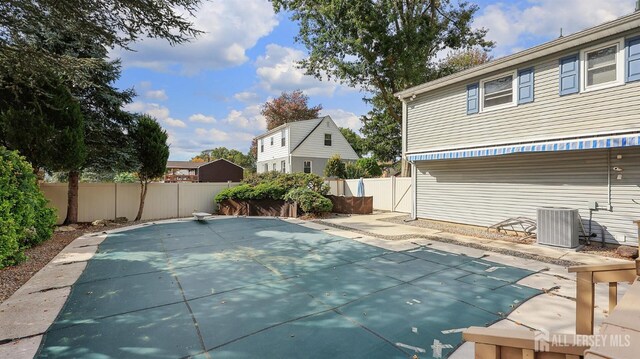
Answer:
0 222 146 304
314 218 582 267
381 214 535 244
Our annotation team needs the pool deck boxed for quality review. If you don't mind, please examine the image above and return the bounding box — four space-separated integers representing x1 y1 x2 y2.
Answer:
0 214 630 358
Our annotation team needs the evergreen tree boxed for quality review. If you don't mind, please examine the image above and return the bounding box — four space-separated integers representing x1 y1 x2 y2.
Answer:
130 115 169 221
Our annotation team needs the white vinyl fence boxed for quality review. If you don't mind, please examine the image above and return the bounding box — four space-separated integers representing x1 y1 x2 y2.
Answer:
326 177 412 213
41 182 240 224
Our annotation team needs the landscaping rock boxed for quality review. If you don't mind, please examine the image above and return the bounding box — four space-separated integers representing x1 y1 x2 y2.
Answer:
91 219 107 227
615 245 638 259
55 226 76 232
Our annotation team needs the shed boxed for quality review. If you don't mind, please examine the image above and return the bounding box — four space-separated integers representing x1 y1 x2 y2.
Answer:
164 159 243 183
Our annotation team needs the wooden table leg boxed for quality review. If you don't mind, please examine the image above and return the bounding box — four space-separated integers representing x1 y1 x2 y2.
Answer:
608 282 617 314
576 271 595 335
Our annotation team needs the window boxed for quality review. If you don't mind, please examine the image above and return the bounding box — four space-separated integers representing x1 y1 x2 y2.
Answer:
263 163 268 172
270 136 274 146
303 161 312 174
480 72 516 111
260 139 264 152
280 160 286 173
581 40 623 91
272 163 276 171
324 134 332 146
281 130 286 146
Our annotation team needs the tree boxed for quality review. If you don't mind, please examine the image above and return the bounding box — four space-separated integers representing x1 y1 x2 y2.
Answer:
1 0 202 88
340 128 366 157
0 75 86 179
356 158 382 178
31 28 137 224
360 96 402 163
324 154 346 179
440 47 493 75
130 115 169 221
271 0 492 174
261 90 322 130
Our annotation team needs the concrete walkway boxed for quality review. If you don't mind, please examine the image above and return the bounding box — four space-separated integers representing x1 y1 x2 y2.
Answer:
316 212 632 358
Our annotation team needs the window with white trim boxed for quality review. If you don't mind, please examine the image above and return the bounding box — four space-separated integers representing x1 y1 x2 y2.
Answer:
270 136 274 146
303 161 312 174
260 139 264 152
324 134 332 146
581 39 624 91
480 72 516 111
281 130 286 146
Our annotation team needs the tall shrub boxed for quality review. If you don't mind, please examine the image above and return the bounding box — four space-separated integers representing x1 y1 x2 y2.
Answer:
130 115 169 221
324 154 346 178
0 147 56 268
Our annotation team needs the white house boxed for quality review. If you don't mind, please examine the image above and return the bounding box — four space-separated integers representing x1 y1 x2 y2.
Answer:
256 116 359 176
396 11 640 245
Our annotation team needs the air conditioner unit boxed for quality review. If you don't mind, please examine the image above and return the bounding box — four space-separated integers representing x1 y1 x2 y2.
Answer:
536 207 580 248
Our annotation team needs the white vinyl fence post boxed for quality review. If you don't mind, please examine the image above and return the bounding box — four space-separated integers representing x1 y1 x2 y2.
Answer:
391 176 397 212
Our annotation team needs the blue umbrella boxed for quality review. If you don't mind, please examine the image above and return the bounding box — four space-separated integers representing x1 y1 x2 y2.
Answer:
357 177 365 197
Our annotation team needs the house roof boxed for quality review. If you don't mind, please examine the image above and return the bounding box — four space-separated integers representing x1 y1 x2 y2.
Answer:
166 161 203 169
395 11 640 99
166 158 244 169
254 116 327 140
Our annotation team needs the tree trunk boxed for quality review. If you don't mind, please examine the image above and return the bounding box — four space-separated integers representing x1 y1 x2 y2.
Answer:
135 180 149 221
64 170 80 224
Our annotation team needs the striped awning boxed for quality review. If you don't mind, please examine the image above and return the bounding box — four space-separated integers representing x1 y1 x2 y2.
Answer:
407 133 640 161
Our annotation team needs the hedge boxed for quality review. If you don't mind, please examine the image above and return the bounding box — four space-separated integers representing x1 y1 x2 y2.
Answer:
0 147 57 268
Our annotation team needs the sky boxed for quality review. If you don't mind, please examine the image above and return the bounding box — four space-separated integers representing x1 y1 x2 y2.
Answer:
112 0 636 161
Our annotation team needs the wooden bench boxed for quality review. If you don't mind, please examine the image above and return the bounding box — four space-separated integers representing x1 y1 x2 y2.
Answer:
464 257 639 358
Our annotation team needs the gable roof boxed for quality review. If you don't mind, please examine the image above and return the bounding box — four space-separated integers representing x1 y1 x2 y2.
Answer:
254 117 326 141
396 11 640 99
166 158 243 169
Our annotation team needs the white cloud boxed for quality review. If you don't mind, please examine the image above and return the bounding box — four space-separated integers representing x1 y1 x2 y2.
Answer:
124 102 186 128
144 89 168 101
474 1 634 56
114 0 278 74
255 44 350 96
224 104 267 130
195 128 230 141
233 91 260 103
189 113 216 123
322 109 362 132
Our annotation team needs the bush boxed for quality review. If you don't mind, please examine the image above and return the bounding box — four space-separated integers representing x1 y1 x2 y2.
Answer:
214 184 255 202
242 172 329 195
251 182 287 200
344 162 367 179
356 157 382 177
324 154 346 178
284 188 333 214
0 147 57 268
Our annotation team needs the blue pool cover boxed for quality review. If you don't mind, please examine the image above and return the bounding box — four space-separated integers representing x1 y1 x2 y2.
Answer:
37 217 541 358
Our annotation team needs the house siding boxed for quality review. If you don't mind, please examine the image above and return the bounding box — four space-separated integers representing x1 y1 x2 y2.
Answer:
290 156 329 177
292 117 359 160
257 156 289 174
406 44 640 153
289 118 323 150
257 128 289 163
415 148 640 244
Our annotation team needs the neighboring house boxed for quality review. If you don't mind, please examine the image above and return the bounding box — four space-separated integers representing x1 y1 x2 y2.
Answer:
164 159 243 183
256 116 360 176
396 12 640 244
